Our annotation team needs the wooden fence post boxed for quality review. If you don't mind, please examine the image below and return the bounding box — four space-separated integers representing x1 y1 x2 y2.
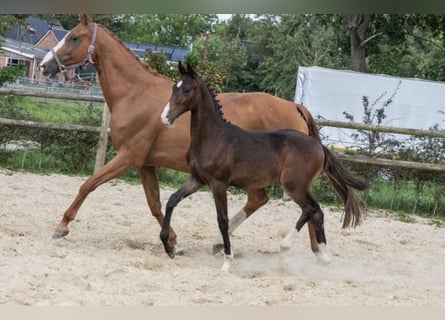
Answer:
94 102 111 172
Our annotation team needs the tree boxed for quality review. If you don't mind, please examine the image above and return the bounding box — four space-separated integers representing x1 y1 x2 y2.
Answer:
260 14 347 99
341 14 445 77
345 14 373 72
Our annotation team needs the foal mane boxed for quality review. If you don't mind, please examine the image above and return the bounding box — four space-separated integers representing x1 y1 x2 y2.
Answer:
98 24 172 81
199 77 230 124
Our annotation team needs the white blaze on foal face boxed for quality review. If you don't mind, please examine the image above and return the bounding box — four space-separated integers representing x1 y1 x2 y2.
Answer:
160 80 184 125
161 103 171 125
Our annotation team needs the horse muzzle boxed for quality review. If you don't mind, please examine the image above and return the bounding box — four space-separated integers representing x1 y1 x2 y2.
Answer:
39 59 59 78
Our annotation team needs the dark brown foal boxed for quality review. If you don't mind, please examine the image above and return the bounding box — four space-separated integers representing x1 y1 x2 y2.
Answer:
160 63 368 271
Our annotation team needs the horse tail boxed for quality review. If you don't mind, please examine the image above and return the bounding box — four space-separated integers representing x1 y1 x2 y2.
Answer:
322 145 369 228
296 104 321 143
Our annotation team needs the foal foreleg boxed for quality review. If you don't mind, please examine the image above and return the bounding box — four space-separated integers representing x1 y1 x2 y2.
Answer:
53 153 132 239
210 181 232 272
160 176 203 258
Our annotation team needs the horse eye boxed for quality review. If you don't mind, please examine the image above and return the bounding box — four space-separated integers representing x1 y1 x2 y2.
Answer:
183 88 191 95
71 35 79 42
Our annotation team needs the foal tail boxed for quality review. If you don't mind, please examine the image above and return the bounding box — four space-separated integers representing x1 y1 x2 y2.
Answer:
296 104 321 143
322 145 369 228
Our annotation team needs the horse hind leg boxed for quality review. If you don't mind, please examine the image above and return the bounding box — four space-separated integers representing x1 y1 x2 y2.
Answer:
212 188 268 254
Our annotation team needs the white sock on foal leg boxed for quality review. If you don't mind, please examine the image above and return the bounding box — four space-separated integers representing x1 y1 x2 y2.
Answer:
221 253 234 272
314 243 331 264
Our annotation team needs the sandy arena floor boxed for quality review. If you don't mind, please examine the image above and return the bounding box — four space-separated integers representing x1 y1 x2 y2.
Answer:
1 169 444 306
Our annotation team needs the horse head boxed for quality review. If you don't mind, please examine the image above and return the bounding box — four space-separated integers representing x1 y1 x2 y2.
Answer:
161 62 198 126
39 14 98 78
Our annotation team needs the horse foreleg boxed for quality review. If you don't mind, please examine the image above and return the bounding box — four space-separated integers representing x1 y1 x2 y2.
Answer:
160 175 203 258
53 153 132 239
139 166 180 252
213 188 268 254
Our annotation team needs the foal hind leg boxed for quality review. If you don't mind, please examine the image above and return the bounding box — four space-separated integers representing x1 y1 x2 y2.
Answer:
310 207 330 264
53 153 132 239
139 166 181 254
281 213 319 252
280 187 330 264
213 188 268 254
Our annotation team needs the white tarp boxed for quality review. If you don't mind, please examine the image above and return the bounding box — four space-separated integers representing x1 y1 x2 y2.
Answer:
294 66 445 148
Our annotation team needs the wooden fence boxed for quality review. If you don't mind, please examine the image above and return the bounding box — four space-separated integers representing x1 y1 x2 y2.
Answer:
1 87 444 172
0 88 110 172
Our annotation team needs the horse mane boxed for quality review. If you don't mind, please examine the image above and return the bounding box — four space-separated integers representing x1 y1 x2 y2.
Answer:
199 77 231 125
97 24 172 81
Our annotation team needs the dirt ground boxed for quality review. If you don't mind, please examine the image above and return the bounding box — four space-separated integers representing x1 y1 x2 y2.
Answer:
1 169 444 306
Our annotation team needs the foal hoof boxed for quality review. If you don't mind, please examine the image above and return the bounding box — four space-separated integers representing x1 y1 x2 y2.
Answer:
314 243 331 265
315 251 331 265
212 243 224 255
52 229 69 239
280 240 292 251
167 252 176 259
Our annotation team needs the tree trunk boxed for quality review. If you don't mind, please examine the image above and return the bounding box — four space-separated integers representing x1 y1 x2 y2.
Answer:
345 14 373 72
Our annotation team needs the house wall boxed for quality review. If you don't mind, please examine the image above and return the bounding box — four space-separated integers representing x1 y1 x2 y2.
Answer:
36 32 58 50
0 51 36 79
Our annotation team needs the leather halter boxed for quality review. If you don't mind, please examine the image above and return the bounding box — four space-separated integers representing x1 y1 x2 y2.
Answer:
52 23 98 73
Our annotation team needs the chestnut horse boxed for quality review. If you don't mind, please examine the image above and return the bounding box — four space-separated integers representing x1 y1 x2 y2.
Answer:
160 63 368 271
39 14 328 253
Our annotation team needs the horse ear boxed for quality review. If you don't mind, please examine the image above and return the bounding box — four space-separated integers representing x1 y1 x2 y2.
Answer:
79 14 92 25
186 63 196 78
178 61 187 75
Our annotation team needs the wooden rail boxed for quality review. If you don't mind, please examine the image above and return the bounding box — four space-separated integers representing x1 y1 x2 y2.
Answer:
337 154 445 172
316 119 445 139
1 88 444 172
0 88 105 102
0 117 100 133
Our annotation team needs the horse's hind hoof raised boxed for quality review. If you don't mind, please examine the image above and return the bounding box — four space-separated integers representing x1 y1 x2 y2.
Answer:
52 229 69 239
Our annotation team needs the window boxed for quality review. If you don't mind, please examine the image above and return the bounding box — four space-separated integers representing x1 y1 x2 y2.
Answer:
6 58 28 67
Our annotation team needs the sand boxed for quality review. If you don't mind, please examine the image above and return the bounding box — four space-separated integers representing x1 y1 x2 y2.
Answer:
1 169 444 306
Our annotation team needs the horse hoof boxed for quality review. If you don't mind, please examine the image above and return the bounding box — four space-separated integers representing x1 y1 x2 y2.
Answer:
52 229 69 239
167 251 176 259
212 243 224 255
